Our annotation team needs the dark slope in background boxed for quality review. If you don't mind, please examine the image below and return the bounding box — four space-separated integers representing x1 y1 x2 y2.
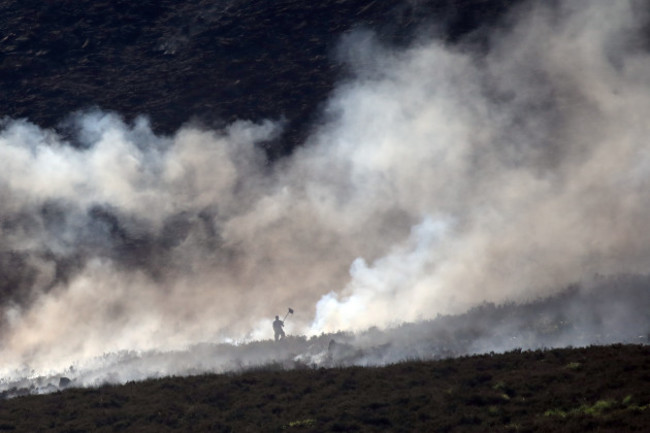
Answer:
0 0 520 158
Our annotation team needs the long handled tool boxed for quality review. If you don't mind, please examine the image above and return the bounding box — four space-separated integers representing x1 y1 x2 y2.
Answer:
283 307 294 322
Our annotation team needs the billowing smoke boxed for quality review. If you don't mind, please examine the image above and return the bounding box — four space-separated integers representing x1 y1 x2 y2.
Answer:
1 0 650 381
309 0 650 331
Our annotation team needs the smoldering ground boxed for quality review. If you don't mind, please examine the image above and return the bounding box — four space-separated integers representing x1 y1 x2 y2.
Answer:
2 274 649 397
1 0 650 386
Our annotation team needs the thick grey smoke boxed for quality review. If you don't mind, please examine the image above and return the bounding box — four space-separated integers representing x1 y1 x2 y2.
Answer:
1 0 649 381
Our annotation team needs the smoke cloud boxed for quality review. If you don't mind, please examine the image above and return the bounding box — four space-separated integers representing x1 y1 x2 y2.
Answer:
308 0 650 330
1 0 650 381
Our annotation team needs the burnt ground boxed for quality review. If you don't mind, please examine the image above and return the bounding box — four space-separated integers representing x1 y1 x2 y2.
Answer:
0 0 521 159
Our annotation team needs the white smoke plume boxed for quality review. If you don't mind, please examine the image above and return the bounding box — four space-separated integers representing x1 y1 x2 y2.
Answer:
1 0 650 383
308 0 650 330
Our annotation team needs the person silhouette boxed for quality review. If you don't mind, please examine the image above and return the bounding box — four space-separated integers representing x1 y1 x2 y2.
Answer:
273 315 285 341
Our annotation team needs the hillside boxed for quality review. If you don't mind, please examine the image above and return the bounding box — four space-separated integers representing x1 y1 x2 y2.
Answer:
0 0 521 158
0 345 648 432
1 1 650 431
1 277 648 399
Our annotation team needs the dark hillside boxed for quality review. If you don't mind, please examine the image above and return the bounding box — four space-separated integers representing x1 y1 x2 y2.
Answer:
0 0 522 157
0 345 648 432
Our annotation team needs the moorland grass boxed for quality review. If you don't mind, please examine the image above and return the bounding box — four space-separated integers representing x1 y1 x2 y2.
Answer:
0 344 648 432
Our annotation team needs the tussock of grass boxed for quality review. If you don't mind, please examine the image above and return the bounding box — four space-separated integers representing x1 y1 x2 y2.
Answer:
565 362 582 370
545 395 650 421
283 418 316 429
544 408 568 418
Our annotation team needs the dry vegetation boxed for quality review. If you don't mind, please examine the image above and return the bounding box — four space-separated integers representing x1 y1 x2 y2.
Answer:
0 344 648 432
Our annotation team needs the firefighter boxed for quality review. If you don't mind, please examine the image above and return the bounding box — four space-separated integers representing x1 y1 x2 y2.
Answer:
273 315 285 341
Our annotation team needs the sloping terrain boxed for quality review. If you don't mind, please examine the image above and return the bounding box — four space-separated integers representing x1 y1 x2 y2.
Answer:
0 0 521 157
1 1 650 431
0 345 648 432
1 277 648 399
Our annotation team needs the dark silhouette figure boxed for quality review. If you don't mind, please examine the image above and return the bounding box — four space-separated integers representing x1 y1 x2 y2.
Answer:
273 315 285 341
